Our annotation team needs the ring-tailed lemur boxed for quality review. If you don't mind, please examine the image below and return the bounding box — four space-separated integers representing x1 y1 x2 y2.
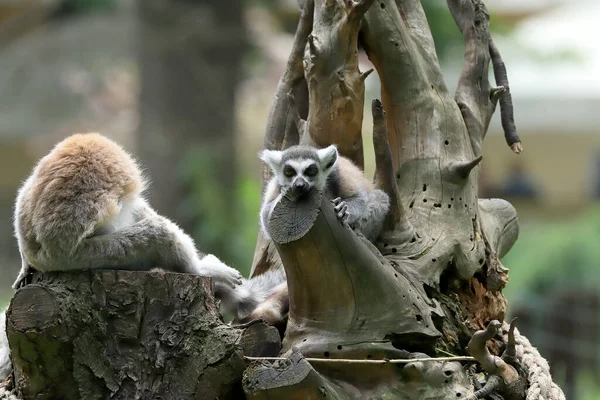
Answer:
12 133 243 290
260 144 390 241
218 145 390 327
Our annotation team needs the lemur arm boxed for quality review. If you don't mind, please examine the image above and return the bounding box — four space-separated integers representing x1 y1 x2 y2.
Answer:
333 189 390 242
260 179 282 240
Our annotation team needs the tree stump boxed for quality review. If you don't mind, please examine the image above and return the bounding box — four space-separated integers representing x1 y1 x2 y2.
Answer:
5 271 280 399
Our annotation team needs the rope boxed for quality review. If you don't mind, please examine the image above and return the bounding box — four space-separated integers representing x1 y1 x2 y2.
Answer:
502 322 565 400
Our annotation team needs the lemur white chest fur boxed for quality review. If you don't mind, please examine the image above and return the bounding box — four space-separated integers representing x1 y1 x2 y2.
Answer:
259 145 390 242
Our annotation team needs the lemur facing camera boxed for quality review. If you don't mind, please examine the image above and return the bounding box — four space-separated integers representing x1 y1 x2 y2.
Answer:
260 144 390 242
12 132 243 290
218 144 390 328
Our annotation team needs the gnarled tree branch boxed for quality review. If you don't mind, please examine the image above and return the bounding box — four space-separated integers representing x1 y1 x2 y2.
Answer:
447 0 522 154
247 0 563 398
268 193 441 357
301 0 374 168
490 38 522 153
250 0 314 278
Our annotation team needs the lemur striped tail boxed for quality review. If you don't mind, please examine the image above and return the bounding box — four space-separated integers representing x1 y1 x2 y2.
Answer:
214 268 287 324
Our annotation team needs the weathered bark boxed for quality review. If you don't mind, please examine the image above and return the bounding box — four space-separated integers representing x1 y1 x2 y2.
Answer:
245 0 563 398
5 271 280 399
250 0 313 278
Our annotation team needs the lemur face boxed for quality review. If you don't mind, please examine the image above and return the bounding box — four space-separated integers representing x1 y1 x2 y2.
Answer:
280 158 320 196
260 145 339 197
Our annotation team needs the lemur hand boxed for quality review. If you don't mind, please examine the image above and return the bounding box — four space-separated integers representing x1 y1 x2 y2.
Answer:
195 254 243 288
331 197 349 222
12 263 32 290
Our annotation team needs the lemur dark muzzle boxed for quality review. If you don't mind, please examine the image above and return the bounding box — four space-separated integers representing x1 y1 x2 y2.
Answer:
293 178 310 195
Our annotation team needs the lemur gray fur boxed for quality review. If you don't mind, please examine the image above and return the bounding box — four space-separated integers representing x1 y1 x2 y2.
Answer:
215 268 288 327
219 144 390 328
12 133 243 290
260 144 390 242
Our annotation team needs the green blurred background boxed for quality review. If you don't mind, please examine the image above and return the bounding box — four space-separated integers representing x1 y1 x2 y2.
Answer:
0 0 598 398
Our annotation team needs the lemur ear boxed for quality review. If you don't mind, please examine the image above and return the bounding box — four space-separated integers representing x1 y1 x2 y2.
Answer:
259 149 283 171
317 145 338 171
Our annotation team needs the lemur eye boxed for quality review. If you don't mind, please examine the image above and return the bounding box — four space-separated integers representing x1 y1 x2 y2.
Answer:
304 165 318 177
283 166 296 177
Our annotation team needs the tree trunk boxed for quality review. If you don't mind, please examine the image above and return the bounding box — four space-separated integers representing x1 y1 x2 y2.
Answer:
4 271 280 399
137 0 246 265
246 0 563 398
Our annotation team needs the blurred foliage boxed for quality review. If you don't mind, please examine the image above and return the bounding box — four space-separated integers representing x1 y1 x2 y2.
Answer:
421 0 515 61
63 0 115 8
502 204 600 302
180 148 260 278
55 0 116 16
502 204 600 399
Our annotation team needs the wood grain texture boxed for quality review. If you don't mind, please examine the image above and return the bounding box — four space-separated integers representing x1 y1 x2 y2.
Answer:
7 270 246 400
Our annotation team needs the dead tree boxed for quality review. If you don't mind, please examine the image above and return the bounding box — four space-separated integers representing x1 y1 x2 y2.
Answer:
3 0 565 399
245 0 563 398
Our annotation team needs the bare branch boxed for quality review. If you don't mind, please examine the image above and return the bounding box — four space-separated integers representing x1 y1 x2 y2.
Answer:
489 38 522 153
478 199 519 259
468 320 526 399
359 67 374 82
473 374 502 399
501 317 518 366
490 86 506 107
347 0 376 19
287 91 307 142
446 155 483 181
302 0 368 168
250 0 314 278
447 0 492 150
467 320 504 374
262 0 314 158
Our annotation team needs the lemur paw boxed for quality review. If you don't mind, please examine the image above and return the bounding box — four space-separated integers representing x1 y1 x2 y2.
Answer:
12 264 31 290
196 254 243 288
331 197 349 222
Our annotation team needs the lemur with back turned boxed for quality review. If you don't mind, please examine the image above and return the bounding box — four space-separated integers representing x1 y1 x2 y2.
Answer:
12 132 243 289
217 144 390 326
